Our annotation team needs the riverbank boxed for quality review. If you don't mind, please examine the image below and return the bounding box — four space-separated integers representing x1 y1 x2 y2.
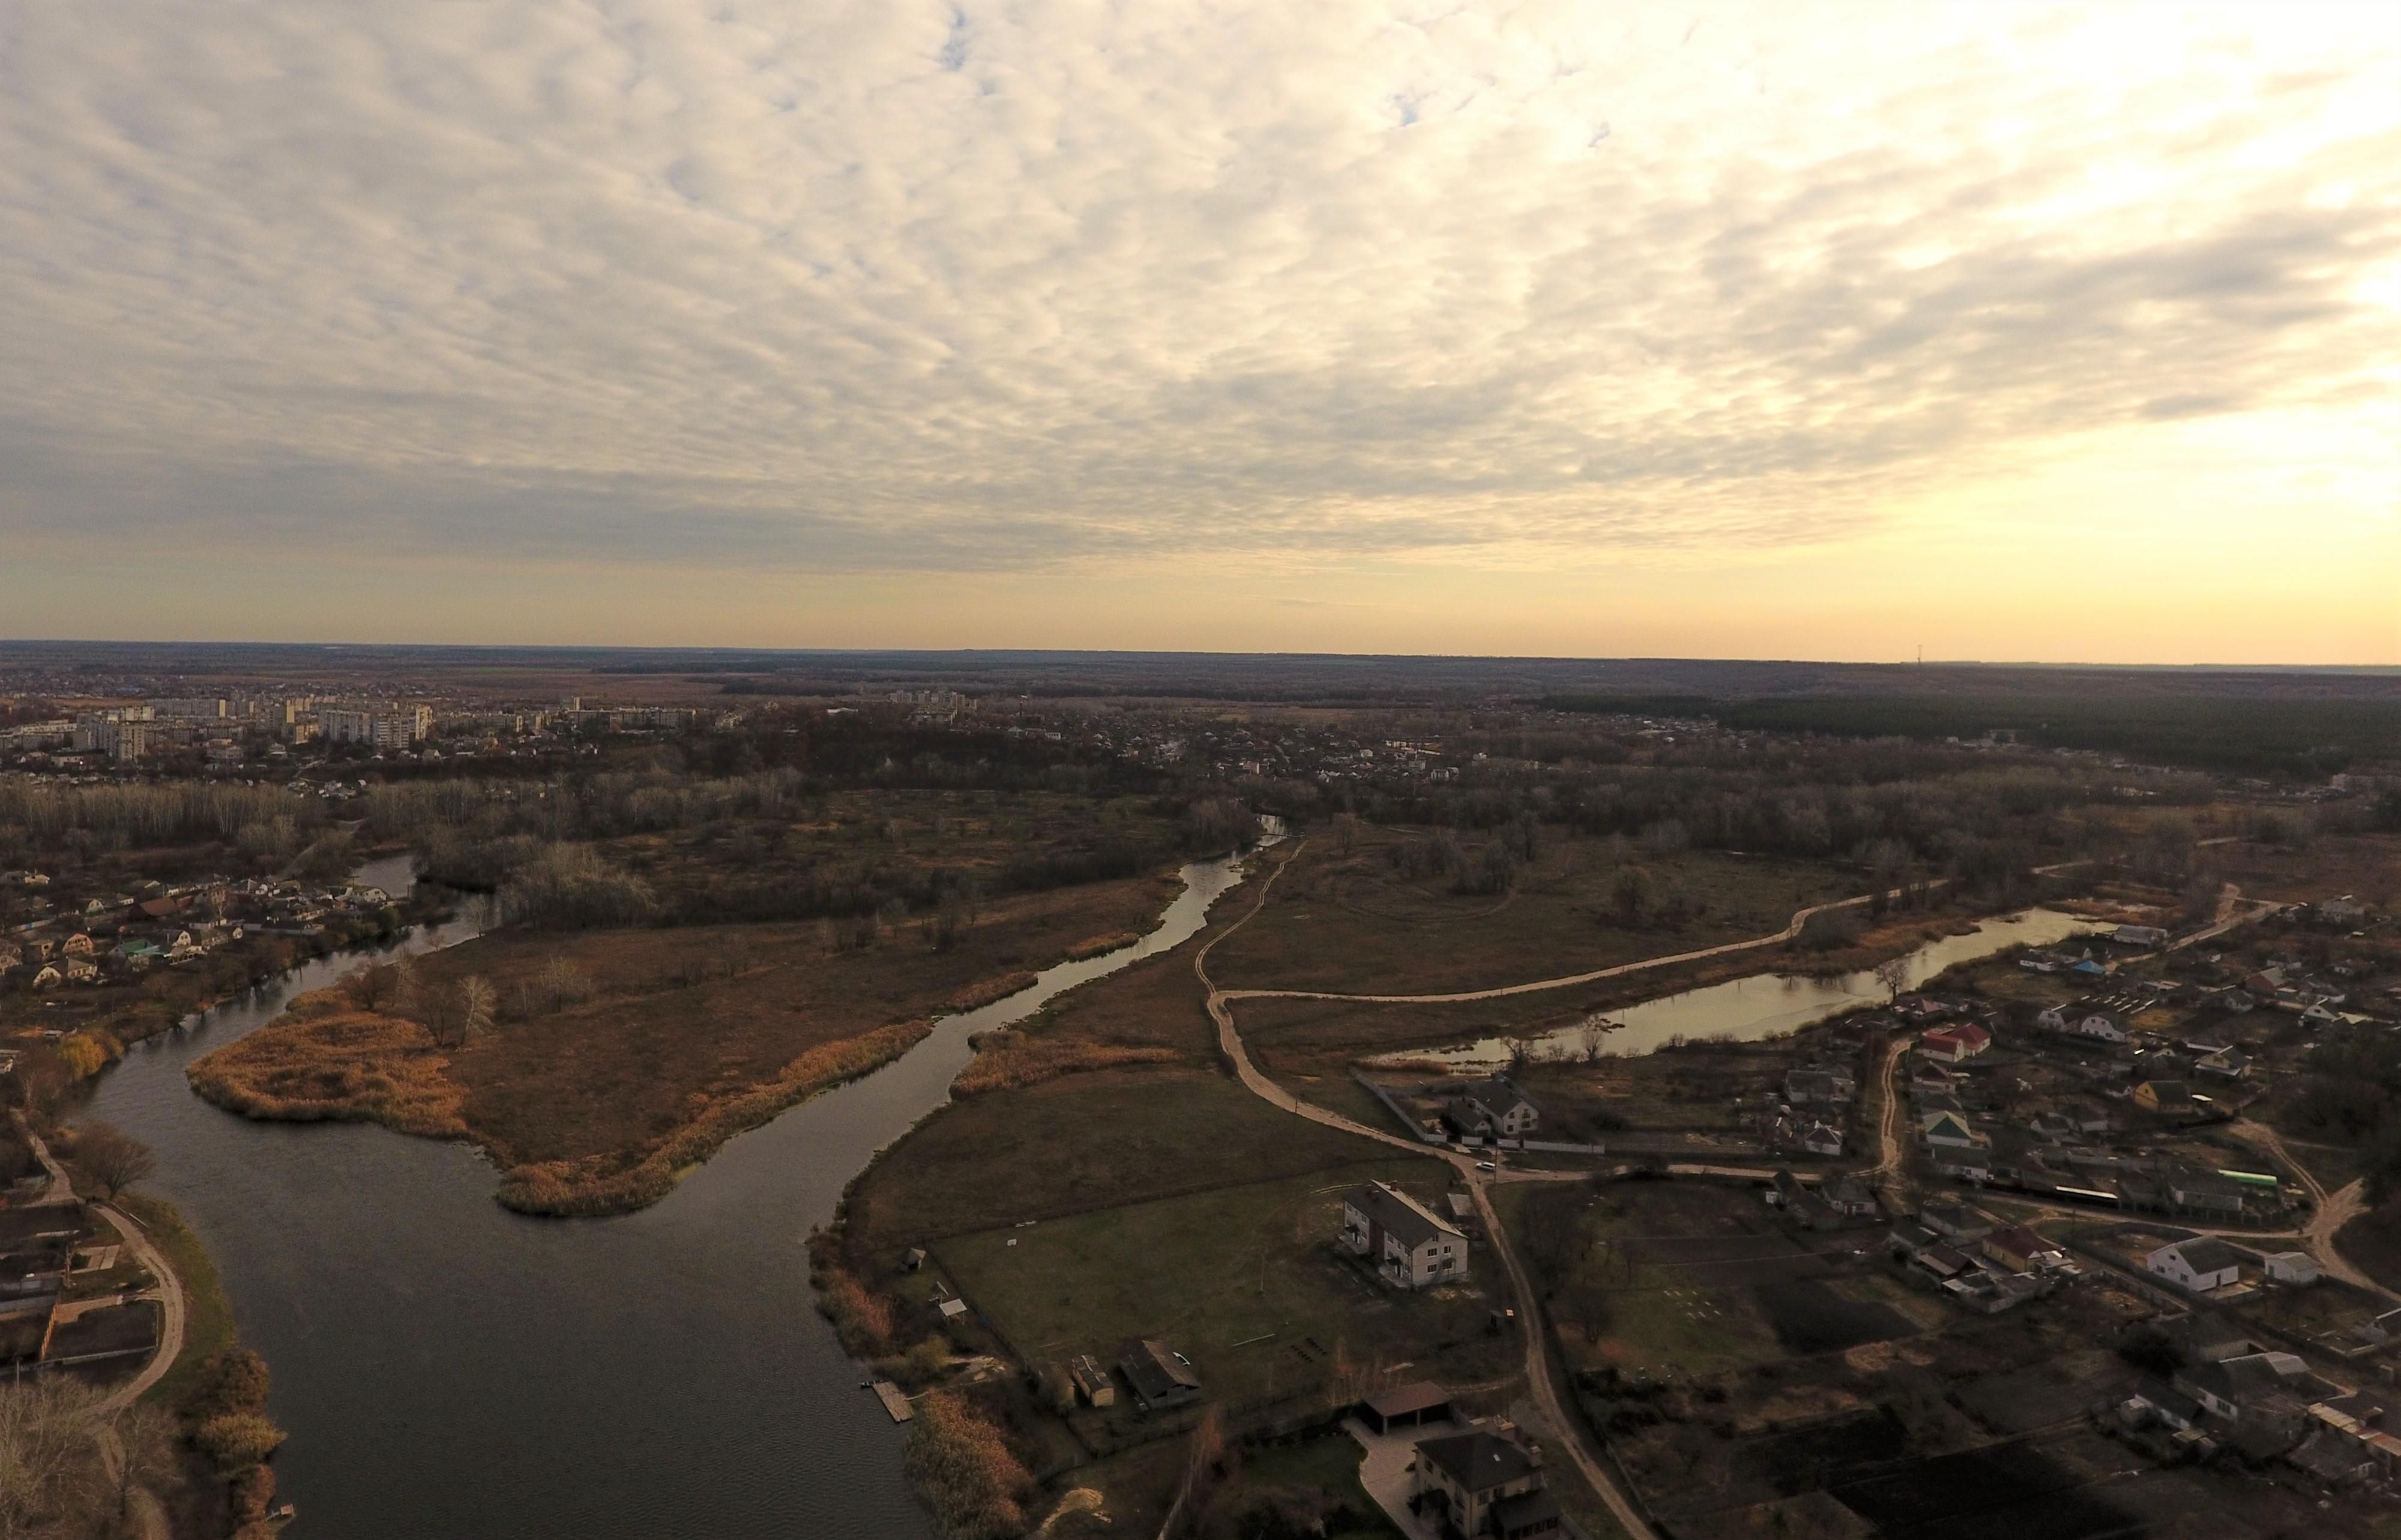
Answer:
182 871 1188 1217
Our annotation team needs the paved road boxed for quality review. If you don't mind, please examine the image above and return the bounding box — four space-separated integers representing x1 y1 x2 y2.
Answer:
1196 841 1659 1540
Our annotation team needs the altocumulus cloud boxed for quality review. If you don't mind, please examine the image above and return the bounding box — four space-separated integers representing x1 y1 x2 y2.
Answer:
0 1 2394 573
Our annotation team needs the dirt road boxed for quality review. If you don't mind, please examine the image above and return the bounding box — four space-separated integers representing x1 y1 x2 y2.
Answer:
1867 1035 1912 1202
1196 842 1658 1540
93 1201 187 1414
2229 1119 2392 1300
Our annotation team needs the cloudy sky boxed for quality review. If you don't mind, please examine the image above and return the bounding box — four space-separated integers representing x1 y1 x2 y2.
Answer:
2 2 2395 662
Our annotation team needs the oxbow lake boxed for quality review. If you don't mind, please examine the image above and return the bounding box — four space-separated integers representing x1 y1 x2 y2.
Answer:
1378 907 2109 1073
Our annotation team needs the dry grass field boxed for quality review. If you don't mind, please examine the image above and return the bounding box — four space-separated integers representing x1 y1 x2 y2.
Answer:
188 870 1183 1212
843 1066 1398 1251
933 1159 1511 1409
1203 828 1864 996
404 871 1176 1170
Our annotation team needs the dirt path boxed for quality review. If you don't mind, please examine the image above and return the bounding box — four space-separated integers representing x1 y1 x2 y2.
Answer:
92 1201 187 1415
14 1111 74 1200
2228 1119 2393 1299
1196 843 1658 1540
1867 1035 1912 1202
1217 880 1948 1010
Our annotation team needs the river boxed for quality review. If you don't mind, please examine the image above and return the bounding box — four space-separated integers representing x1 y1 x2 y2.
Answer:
82 849 1258 1539
1378 907 2109 1072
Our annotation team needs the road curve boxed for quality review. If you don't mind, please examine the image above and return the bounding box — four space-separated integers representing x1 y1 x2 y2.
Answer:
93 1200 187 1415
14 1117 187 1413
1196 843 1659 1540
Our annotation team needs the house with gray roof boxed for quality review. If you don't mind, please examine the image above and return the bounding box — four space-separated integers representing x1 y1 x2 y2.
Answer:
1343 1181 1468 1290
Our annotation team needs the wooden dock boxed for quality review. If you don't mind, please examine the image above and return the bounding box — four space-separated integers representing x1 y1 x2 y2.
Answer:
872 1380 914 1422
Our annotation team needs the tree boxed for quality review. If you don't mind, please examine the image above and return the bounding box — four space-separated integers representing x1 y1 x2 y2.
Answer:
0 1375 110 1536
347 960 397 1012
387 952 421 1020
1611 866 1654 926
459 975 496 1044
540 956 592 1012
74 1120 155 1201
107 1401 181 1524
10 1048 73 1122
1873 956 1911 1002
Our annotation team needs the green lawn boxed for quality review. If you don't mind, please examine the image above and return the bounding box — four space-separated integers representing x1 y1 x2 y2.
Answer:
1241 1433 1405 1537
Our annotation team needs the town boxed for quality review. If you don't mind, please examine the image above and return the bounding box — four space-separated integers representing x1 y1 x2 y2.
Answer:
1 645 2395 1540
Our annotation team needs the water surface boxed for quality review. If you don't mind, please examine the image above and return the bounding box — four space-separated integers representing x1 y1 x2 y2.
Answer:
1378 907 2106 1072
85 850 1255 1539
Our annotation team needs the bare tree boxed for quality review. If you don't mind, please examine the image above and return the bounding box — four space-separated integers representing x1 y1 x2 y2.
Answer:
73 1120 156 1202
387 952 421 1020
1873 956 1912 1001
540 956 593 1012
108 1401 181 1524
459 976 496 1044
0 1374 110 1536
346 960 396 1012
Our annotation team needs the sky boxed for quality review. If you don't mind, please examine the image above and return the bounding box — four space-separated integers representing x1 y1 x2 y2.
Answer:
1 1 2396 664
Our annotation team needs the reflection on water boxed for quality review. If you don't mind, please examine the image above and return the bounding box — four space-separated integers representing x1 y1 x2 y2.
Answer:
1381 907 2107 1072
83 847 1259 1540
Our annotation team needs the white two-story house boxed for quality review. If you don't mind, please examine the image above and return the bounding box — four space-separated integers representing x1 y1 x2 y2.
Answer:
1343 1181 1469 1290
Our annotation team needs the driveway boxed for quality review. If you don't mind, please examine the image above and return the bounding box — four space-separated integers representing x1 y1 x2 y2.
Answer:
1344 1416 1443 1540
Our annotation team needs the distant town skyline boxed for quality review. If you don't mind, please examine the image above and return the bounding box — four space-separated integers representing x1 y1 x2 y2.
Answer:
2 2 2396 663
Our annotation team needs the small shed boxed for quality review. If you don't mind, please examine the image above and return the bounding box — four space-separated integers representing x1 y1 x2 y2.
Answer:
1361 1380 1453 1435
2264 1251 2320 1286
1067 1353 1116 1408
903 1248 927 1272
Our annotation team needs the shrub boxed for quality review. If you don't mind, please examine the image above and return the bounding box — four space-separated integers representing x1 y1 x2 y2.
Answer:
903 1391 1032 1540
56 1033 109 1079
195 1412 287 1470
816 1271 894 1356
230 1463 277 1523
1798 907 1863 951
184 1349 271 1423
954 1038 1178 1095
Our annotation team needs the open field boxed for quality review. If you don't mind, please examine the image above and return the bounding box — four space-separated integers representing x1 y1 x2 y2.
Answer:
2201 832 2401 907
845 1066 1403 1248
1499 1182 1924 1380
935 1159 1510 1409
1205 829 1867 996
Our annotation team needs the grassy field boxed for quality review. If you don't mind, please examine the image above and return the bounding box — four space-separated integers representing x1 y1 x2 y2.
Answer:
1496 1181 1929 1380
933 1159 1509 1410
117 1192 233 1409
1205 829 1863 996
2201 832 2401 908
844 1067 1403 1248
